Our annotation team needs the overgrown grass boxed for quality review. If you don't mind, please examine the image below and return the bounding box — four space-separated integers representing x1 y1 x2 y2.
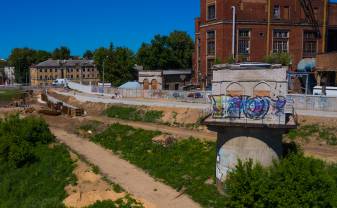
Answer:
0 115 75 208
287 124 337 145
78 120 104 135
91 124 226 208
87 196 143 208
104 106 163 123
0 89 21 103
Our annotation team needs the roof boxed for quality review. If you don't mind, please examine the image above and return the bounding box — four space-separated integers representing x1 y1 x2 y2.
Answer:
118 81 141 89
36 59 95 67
162 69 192 75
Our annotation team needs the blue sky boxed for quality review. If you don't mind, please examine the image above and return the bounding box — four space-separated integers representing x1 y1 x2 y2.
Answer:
1 0 337 59
0 0 199 59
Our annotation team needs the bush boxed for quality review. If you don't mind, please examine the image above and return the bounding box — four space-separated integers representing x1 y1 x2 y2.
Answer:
0 115 55 167
104 106 163 123
225 153 337 207
263 52 292 66
87 196 143 208
91 124 225 208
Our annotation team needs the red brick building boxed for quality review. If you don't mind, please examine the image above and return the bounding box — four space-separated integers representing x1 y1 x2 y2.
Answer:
193 0 337 87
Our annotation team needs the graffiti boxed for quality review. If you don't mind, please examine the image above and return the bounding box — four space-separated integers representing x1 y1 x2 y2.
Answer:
210 95 287 120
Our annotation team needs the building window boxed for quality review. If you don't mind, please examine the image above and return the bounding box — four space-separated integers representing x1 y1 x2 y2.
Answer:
273 5 281 19
273 30 289 53
40 76 42 80
207 4 216 20
49 69 52 72
44 69 47 73
207 59 215 86
303 31 317 57
238 29 250 58
39 69 42 73
283 6 290 20
207 31 216 56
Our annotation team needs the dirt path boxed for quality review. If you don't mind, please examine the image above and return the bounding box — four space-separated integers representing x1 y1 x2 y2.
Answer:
88 115 217 141
50 127 201 208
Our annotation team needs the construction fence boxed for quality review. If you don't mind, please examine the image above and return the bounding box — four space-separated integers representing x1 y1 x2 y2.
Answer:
287 94 337 112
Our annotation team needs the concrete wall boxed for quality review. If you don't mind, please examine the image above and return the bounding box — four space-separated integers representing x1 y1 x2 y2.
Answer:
288 94 337 112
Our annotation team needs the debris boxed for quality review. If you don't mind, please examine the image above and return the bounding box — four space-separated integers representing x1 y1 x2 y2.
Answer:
152 134 177 147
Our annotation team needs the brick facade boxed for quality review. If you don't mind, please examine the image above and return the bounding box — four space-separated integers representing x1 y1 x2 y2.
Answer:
194 0 337 87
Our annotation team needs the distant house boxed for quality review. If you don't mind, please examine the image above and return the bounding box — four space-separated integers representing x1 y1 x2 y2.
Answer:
4 67 15 85
30 59 100 86
138 69 192 90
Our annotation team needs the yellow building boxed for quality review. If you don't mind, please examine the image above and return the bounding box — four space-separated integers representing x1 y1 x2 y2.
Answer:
30 59 100 86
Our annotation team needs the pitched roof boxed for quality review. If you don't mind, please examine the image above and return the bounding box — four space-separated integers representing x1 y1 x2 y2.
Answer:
36 59 95 67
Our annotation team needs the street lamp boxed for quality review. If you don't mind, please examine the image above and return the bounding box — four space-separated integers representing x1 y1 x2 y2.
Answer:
102 56 108 95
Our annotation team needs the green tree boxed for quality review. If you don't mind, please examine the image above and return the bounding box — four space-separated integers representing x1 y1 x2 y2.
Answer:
136 31 194 70
52 46 71 60
83 50 94 59
93 44 135 86
8 48 51 83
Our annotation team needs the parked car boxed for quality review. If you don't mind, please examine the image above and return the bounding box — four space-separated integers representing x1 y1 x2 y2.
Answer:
187 92 203 99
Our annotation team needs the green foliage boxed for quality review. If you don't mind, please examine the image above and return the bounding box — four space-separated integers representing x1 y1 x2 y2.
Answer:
93 45 136 86
0 116 75 208
52 46 71 60
91 124 226 208
136 31 194 70
0 89 21 103
83 50 94 59
8 48 52 83
263 52 292 66
104 106 163 123
87 195 144 208
225 153 337 208
226 56 235 64
0 115 55 167
287 124 337 145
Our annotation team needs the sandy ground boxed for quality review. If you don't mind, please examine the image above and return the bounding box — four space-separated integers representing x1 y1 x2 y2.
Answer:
50 127 201 208
63 152 129 208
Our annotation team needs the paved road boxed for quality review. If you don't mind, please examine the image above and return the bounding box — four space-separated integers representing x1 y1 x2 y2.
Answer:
57 91 211 110
51 127 201 208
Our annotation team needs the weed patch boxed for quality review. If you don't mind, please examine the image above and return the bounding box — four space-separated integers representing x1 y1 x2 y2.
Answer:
104 106 163 123
91 124 226 207
287 124 337 145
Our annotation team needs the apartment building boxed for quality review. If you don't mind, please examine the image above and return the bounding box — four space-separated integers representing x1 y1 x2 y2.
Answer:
193 0 337 87
30 59 100 86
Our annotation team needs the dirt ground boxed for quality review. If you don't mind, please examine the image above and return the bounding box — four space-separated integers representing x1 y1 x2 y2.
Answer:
47 89 205 125
64 152 128 208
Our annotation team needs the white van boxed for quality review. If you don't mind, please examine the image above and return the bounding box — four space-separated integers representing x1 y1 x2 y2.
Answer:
313 86 337 97
52 79 67 86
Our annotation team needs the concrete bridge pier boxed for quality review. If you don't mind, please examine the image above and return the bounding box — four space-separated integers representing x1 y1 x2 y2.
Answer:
208 125 287 190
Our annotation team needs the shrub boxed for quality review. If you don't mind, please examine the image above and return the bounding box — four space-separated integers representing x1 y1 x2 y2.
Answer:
87 196 143 208
0 115 55 167
225 153 337 207
263 52 292 66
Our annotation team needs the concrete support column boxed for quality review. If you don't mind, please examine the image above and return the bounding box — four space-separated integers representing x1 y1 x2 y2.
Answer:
208 126 286 190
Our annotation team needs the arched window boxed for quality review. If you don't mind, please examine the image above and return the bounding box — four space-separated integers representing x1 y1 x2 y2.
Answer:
253 82 271 97
226 82 244 96
151 79 158 90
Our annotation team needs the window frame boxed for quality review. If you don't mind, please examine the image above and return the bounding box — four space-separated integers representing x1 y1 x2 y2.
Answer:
207 3 216 21
272 30 289 53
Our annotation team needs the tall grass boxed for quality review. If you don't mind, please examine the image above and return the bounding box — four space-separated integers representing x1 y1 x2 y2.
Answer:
91 124 226 208
104 106 163 123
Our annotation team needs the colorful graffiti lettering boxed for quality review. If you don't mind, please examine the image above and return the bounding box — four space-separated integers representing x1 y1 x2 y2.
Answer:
210 95 287 120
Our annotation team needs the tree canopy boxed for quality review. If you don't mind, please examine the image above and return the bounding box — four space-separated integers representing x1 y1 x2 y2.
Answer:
52 46 71 60
136 31 194 70
8 48 52 83
93 44 136 87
